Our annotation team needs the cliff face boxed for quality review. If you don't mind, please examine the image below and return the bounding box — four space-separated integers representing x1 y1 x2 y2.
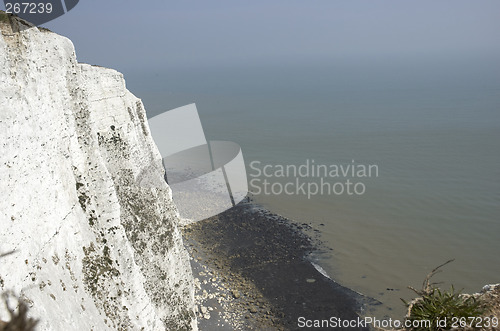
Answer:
0 16 196 330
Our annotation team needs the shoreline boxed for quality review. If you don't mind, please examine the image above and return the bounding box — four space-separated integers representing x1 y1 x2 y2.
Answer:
182 200 374 330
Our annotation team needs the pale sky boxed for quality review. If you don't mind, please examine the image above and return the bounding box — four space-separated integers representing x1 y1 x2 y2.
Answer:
28 0 500 74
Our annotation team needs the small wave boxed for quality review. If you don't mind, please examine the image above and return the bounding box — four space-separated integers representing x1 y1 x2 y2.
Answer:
311 261 332 280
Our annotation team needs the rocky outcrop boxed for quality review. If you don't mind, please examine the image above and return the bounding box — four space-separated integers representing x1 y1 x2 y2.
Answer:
0 14 196 330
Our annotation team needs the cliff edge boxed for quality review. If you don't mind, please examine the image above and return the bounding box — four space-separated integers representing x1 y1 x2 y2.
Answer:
0 14 197 330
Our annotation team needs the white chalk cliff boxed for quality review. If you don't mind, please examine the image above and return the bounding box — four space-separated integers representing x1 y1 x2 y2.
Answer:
0 15 197 330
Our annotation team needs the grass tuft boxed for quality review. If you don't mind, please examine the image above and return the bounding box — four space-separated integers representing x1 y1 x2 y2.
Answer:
1 251 39 331
0 11 10 24
401 259 484 330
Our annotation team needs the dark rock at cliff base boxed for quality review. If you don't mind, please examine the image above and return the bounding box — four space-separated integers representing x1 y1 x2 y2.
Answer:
184 202 371 330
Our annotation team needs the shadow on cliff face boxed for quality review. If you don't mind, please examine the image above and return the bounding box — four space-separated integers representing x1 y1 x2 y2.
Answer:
184 201 370 331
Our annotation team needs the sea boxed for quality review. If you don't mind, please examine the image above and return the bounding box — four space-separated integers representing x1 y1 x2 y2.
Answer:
127 58 500 319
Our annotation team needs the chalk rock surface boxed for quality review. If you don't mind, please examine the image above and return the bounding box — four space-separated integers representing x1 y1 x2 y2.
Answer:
0 15 197 330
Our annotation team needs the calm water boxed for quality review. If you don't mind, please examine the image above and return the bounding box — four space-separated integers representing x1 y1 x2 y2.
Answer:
130 60 500 318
